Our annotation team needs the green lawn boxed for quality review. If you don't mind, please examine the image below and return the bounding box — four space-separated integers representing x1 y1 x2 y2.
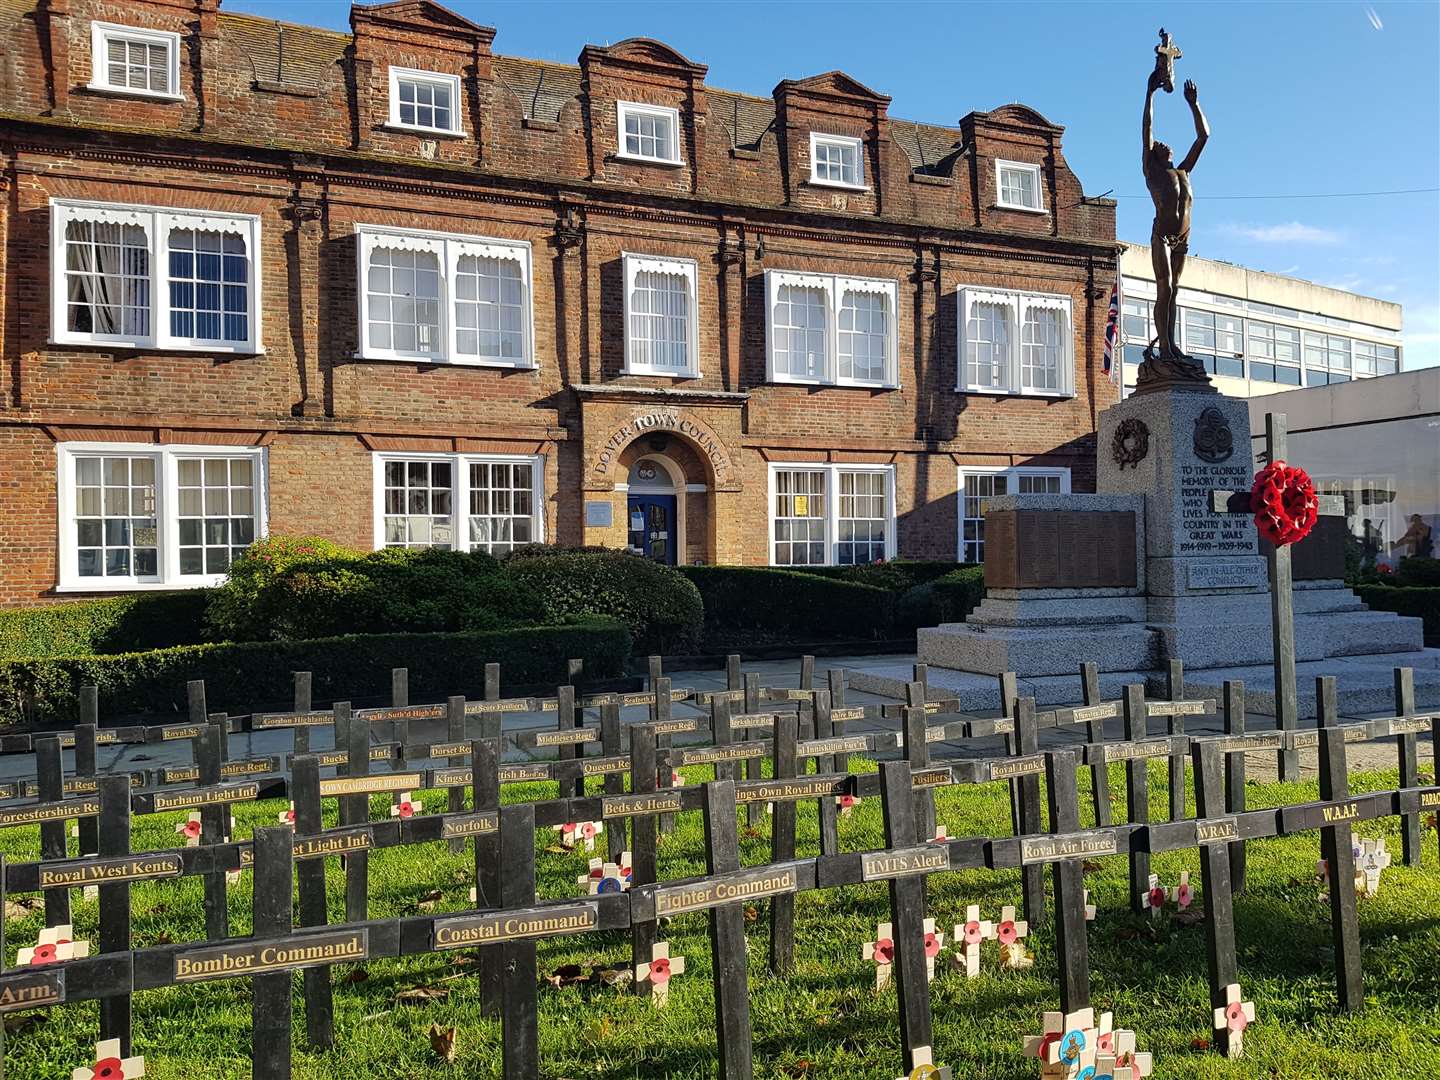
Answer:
2 757 1437 1079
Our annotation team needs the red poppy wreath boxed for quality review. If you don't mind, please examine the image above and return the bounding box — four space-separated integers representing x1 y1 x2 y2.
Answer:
1250 460 1318 547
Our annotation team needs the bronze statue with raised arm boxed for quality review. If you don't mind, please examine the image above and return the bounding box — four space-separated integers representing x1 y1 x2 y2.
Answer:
1136 28 1214 394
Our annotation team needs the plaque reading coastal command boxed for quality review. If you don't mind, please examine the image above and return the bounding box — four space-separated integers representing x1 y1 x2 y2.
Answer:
653 866 798 916
433 902 598 948
860 845 950 881
174 929 368 982
0 969 64 1013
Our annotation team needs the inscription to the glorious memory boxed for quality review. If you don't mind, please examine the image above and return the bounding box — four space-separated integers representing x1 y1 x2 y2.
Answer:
175 930 368 981
1178 462 1252 555
434 902 598 948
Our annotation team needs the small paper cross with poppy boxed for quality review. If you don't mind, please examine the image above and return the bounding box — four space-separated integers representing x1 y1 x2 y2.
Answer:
1169 871 1194 910
1097 1028 1154 1079
1142 873 1168 920
635 941 684 1007
176 813 203 846
71 1038 145 1080
1213 982 1256 1058
951 904 994 978
995 904 1032 970
835 792 862 817
921 918 944 982
576 820 603 851
389 793 417 819
579 858 628 894
278 803 296 825
893 1044 952 1080
18 924 90 966
1023 1008 1098 1075
862 921 896 990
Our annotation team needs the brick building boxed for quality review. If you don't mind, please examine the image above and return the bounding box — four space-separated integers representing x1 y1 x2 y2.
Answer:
0 0 1118 605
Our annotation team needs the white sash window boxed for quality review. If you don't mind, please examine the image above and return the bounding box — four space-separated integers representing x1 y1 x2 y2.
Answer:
623 254 699 377
769 464 896 566
958 287 1073 397
373 453 544 554
88 22 182 100
51 200 261 353
766 270 897 388
357 226 533 368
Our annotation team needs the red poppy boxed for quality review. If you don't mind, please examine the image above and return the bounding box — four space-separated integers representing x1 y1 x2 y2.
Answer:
649 957 671 983
1148 886 1167 909
1226 1002 1248 1031
873 938 894 963
923 932 940 958
1097 1032 1114 1054
1038 1032 1061 1060
183 820 202 839
581 822 597 839
963 921 983 945
398 801 414 818
91 1058 124 1080
30 943 57 965
1177 884 1192 906
997 921 1018 945
839 795 857 809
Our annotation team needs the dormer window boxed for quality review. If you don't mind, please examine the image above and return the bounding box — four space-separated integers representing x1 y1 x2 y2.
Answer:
388 67 463 135
995 160 1044 212
810 133 865 189
88 22 182 100
617 102 682 165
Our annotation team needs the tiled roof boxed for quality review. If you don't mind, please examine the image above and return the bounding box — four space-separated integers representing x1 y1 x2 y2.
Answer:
220 12 348 93
708 89 776 151
492 55 581 124
0 0 33 28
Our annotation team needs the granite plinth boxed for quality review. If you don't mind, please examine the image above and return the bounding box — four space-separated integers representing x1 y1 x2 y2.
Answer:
916 622 1158 677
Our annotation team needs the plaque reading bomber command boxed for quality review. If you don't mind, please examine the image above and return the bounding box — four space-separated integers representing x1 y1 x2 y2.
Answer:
174 929 368 982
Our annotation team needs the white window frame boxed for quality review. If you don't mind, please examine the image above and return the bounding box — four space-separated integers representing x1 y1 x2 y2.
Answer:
355 225 534 368
956 465 1071 563
50 198 262 353
88 21 183 101
616 101 682 165
766 462 896 567
55 442 268 592
764 269 898 388
371 452 545 553
809 132 866 190
957 286 1073 397
994 159 1045 213
622 253 700 378
386 66 464 136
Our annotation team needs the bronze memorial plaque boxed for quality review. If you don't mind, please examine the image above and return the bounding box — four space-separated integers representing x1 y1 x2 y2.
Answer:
984 510 1137 589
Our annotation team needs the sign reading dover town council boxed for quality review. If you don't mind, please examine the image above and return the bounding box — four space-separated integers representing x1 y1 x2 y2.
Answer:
592 409 732 484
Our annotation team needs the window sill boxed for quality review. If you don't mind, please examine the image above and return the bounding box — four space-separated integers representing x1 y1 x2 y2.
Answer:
956 386 1075 400
382 123 468 139
806 178 870 193
611 153 685 168
353 353 538 371
49 338 264 357
621 367 703 380
55 580 217 594
993 202 1048 215
768 377 899 391
84 83 185 103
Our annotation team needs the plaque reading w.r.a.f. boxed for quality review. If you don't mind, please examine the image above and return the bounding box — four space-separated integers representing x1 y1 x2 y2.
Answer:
319 772 423 797
174 929 368 982
601 791 684 819
0 968 64 1013
39 852 183 889
652 865 799 917
1196 817 1239 844
433 901 598 949
860 845 949 881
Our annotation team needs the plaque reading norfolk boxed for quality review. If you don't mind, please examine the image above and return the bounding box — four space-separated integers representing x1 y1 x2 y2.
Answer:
860 845 950 881
0 969 64 1013
434 902 598 948
441 812 499 839
175 929 368 982
39 853 183 889
654 866 798 916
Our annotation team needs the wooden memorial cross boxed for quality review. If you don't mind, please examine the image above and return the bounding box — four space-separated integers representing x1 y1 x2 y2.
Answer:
902 700 937 845
1192 737 1246 1058
812 688 843 857
1222 680 1249 893
1013 698 1046 929
390 667 409 780
652 674 677 834
1209 412 1346 781
743 673 767 827
34 737 70 928
1391 667 1433 868
1315 676 1363 1013
629 724 661 997
555 683 582 800
875 760 942 1078
335 702 371 923
1122 685 1152 915
704 778 756 1080
1162 660 1190 820
76 685 101 857
195 723 230 940
769 712 799 974
467 737 504 1018
444 696 468 854
97 773 135 1052
1043 749 1091 1013
500 803 541 1080
1079 662 1115 827
600 703 629 864
252 824 295 1080
289 755 334 1048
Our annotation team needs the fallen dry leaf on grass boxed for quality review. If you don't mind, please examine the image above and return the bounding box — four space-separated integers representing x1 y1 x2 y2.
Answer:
428 1023 457 1063
3 897 41 919
416 888 444 912
345 968 369 984
396 985 449 1005
547 963 587 988
2 1013 46 1036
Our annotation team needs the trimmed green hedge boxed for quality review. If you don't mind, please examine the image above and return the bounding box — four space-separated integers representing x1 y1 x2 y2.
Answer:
1354 585 1440 646
679 566 895 648
0 592 211 660
896 566 986 631
788 561 965 593
0 619 632 727
505 549 704 655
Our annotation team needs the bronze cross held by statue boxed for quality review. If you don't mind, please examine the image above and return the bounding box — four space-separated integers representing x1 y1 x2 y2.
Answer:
1154 28 1183 92
1209 412 1345 781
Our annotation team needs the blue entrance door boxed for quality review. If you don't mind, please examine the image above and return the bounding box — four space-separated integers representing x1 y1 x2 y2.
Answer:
628 495 677 565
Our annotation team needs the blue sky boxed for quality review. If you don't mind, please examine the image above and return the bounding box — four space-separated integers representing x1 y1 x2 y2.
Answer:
232 0 1440 368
